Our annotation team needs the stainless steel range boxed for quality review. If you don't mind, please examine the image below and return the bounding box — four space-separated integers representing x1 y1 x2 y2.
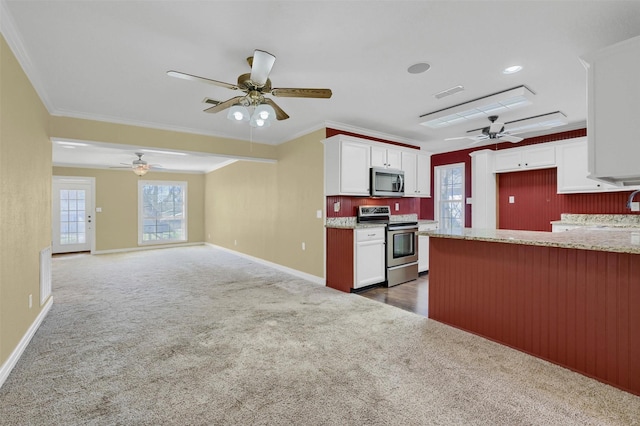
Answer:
357 205 419 287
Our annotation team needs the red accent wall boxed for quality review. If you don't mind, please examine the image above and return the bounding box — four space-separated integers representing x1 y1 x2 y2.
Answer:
498 168 639 231
326 196 419 218
420 129 588 225
429 236 640 396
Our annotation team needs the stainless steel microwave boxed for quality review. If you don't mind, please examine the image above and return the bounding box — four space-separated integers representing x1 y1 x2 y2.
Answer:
370 167 404 197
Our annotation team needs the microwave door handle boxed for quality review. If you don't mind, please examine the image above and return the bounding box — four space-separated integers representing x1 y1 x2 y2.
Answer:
399 174 403 191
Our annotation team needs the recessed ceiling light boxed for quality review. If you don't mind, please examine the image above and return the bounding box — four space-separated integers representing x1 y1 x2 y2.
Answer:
503 65 523 74
407 62 431 74
60 145 76 149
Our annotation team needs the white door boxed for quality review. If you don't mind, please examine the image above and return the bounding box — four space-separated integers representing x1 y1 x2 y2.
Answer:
52 177 95 254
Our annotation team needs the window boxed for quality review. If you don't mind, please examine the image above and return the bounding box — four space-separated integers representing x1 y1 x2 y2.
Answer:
138 181 187 244
434 163 465 231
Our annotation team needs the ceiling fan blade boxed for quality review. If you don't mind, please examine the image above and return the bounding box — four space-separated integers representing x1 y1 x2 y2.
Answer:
264 98 290 121
500 134 524 143
203 96 245 114
167 70 239 91
489 121 504 134
249 50 276 87
270 88 333 99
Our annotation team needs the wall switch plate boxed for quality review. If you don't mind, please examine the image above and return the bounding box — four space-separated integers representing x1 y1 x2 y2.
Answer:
509 196 515 204
316 210 322 218
302 242 306 251
395 203 400 211
466 197 472 205
96 207 102 212
631 202 640 212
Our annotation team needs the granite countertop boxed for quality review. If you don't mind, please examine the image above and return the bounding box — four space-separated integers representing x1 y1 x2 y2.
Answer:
427 227 640 255
551 213 640 228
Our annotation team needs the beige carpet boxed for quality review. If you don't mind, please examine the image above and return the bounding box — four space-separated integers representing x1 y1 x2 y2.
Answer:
1 245 638 425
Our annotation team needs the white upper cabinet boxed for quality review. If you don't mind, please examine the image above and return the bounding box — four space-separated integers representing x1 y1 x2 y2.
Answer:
557 138 636 193
324 134 431 197
494 145 555 172
402 151 431 197
324 135 371 196
371 145 402 169
582 35 640 186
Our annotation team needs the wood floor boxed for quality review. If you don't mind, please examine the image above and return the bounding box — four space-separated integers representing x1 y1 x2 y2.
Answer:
357 273 429 317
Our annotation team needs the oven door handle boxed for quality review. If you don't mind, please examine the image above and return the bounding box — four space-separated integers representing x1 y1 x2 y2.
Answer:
388 225 418 231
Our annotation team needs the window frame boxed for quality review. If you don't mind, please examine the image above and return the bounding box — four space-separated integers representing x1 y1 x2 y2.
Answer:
138 180 188 245
434 162 465 231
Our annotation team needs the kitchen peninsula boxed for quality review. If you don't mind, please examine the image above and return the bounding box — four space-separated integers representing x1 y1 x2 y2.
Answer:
427 227 640 396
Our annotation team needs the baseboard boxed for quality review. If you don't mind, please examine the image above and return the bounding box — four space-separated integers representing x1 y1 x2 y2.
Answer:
205 243 325 286
0 296 53 389
93 242 204 255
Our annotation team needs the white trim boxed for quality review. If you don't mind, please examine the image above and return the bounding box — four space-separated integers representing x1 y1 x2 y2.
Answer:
138 180 188 246
205 243 325 286
324 120 423 147
52 176 96 254
0 297 53 389
434 162 466 231
93 241 203 255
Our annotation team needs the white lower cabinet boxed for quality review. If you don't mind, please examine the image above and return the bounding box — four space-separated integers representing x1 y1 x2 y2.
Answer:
354 227 386 289
418 223 438 272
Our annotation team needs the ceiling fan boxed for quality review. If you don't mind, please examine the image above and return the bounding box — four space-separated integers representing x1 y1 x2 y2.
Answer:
446 115 524 144
167 49 332 124
110 152 161 176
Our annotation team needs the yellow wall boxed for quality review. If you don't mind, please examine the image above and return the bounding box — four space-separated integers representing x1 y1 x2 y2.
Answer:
205 129 325 278
52 168 205 252
0 34 52 363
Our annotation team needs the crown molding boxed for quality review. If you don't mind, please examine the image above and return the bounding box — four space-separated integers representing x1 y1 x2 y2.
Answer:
323 120 422 147
0 0 55 112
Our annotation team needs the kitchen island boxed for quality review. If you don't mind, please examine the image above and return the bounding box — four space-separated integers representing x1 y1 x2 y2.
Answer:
427 227 640 396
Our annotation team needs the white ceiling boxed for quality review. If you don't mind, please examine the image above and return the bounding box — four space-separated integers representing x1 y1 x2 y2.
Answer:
3 1 640 173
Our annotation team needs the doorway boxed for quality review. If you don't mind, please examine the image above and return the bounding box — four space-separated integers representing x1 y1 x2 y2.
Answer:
52 176 95 254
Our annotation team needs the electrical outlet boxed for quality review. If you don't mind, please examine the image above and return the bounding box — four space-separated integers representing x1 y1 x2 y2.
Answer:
333 202 340 213
395 203 400 211
509 196 515 204
302 242 306 251
631 202 640 212
316 210 322 219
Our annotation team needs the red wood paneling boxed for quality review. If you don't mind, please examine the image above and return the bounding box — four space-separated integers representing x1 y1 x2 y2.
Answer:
326 196 420 218
326 228 354 293
429 236 640 396
420 128 587 224
498 168 639 231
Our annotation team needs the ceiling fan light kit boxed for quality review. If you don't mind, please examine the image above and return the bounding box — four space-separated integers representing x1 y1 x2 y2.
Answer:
133 164 150 176
168 49 332 129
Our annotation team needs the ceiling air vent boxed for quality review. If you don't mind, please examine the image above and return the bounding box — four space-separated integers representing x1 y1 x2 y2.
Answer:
434 85 464 100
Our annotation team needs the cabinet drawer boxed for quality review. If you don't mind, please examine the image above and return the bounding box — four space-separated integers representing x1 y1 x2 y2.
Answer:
355 227 385 242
